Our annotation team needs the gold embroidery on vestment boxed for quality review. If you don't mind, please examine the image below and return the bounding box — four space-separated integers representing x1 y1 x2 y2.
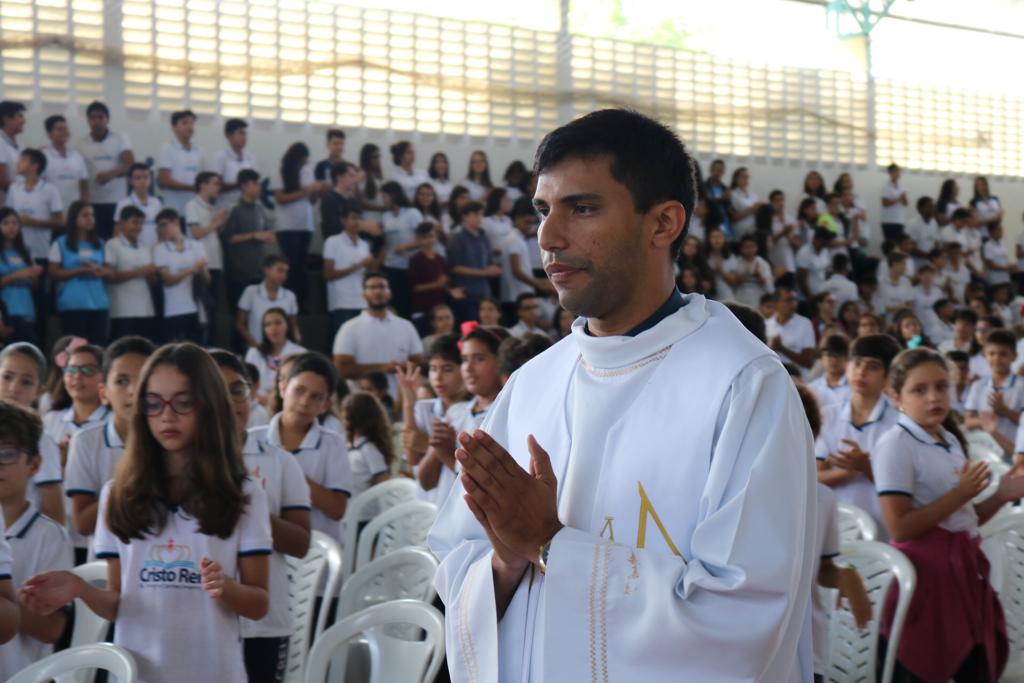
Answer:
636 481 684 558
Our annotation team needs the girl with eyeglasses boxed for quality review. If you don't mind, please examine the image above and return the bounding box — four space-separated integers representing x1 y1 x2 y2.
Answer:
41 343 108 476
22 343 274 683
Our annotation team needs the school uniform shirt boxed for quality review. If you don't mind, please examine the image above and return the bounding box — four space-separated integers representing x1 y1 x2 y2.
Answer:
912 283 943 321
509 321 547 339
812 483 840 677
940 262 970 303
766 313 816 376
411 397 456 505
969 352 989 381
64 419 126 509
0 248 36 320
323 232 371 311
78 130 132 205
332 310 423 396
482 215 513 254
250 415 353 540
42 146 89 209
0 133 20 207
874 275 914 318
248 402 270 429
42 405 111 448
0 517 10 579
0 501 74 679
346 438 390 501
730 188 759 237
795 243 831 297
983 239 1011 286
390 167 430 201
48 236 109 312
156 138 204 215
822 273 858 309
28 433 63 515
907 217 940 257
461 178 489 201
806 374 851 410
5 178 63 260
213 147 255 208
927 318 955 348
769 215 797 273
381 207 421 270
105 235 156 319
879 181 906 225
184 195 224 271
709 253 736 301
498 230 533 303
243 341 307 401
972 196 1002 226
964 374 1024 445
239 432 311 639
728 255 775 309
272 166 315 232
429 178 453 204
238 283 298 345
154 238 207 317
815 395 899 529
114 193 162 248
875 415 977 533
93 478 272 683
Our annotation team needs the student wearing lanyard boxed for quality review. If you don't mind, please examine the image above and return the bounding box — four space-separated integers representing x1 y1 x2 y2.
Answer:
48 201 112 346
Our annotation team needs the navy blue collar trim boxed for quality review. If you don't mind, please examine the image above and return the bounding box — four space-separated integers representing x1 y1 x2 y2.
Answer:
897 423 952 452
585 288 685 338
7 511 41 540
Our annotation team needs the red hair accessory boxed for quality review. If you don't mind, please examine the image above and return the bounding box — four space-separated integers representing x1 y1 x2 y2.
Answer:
458 321 504 351
54 337 88 369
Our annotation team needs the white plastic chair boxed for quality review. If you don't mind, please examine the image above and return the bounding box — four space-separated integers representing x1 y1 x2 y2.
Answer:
836 503 877 543
336 548 439 622
354 501 438 571
340 479 417 580
284 532 334 683
9 643 137 683
302 599 444 683
827 540 916 683
967 429 1005 461
65 561 114 683
981 511 1024 680
312 531 345 640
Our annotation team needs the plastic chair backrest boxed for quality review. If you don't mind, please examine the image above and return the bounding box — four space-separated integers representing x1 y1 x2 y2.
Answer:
312 531 345 641
836 503 877 543
9 643 137 683
302 599 444 683
336 547 439 623
283 533 331 683
340 479 416 580
66 561 112 683
354 501 437 571
981 511 1024 672
827 540 915 683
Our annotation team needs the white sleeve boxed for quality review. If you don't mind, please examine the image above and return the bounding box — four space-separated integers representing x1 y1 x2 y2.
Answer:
408 322 424 356
799 320 816 351
1015 422 1024 455
48 241 62 262
873 433 915 496
332 323 355 356
119 133 133 153
34 433 63 487
184 201 201 226
64 431 98 495
818 486 840 558
238 480 274 556
156 143 173 171
280 454 312 511
104 241 118 268
285 291 298 316
153 245 171 269
963 382 983 412
360 443 389 477
237 285 255 312
323 434 353 495
92 483 119 559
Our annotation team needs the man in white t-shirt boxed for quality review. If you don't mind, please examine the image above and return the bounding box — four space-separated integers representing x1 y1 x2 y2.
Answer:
766 286 816 377
332 272 424 397
157 109 204 215
41 115 89 212
78 101 134 239
499 202 553 309
185 171 228 310
113 163 162 248
0 100 25 208
5 149 63 262
213 118 255 208
323 206 374 340
879 163 907 241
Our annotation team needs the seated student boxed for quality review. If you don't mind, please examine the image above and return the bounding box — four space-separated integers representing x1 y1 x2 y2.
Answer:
113 162 162 247
938 307 979 355
941 208 984 280
875 251 914 324
757 293 775 322
153 208 208 344
876 348 1020 683
913 262 943 320
990 283 1018 327
941 242 971 305
806 334 852 409
815 334 902 532
408 221 449 329
889 308 932 352
507 292 546 338
323 206 374 341
0 400 68 677
969 316 1003 380
358 371 397 423
243 362 270 429
237 255 300 350
795 227 835 300
927 298 955 347
983 222 1014 287
65 337 154 543
422 303 456 347
822 252 858 309
964 328 1024 457
105 205 158 341
48 201 113 345
946 350 971 419
396 335 467 505
340 392 393 501
497 332 552 383
906 195 940 264
244 307 306 405
766 286 816 377
210 350 310 683
730 233 774 308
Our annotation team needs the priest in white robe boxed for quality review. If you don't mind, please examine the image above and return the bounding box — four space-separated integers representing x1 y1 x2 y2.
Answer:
428 109 817 683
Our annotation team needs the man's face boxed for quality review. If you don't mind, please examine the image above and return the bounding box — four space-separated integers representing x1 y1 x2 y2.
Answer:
87 110 108 136
518 297 541 326
48 120 70 147
173 116 195 142
534 156 648 318
265 262 288 287
228 128 247 149
328 136 345 159
363 277 391 309
775 290 797 317
2 111 25 136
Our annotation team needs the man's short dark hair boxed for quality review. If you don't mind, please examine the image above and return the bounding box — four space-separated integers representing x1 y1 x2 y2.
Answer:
0 399 42 455
532 109 696 258
0 101 26 125
516 292 539 308
850 334 901 372
224 118 247 136
932 298 951 315
952 208 972 221
237 169 260 185
85 100 110 118
952 308 979 325
171 110 196 126
832 252 850 271
945 350 969 364
425 333 461 365
263 254 289 269
887 163 899 173
363 271 388 287
118 205 145 222
498 334 553 378
813 227 835 243
102 336 155 377
821 333 850 357
194 171 219 192
44 115 66 133
460 201 484 217
156 208 179 223
985 329 1016 352
20 148 46 173
917 196 933 210
326 129 346 141
128 162 150 177
330 162 356 182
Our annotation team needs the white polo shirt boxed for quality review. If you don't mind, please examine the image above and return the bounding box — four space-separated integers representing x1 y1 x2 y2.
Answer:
823 273 858 309
64 419 125 501
880 181 905 225
238 283 298 344
153 238 207 317
875 415 977 533
213 147 255 208
347 438 390 501
113 193 162 248
462 178 488 201
94 478 272 683
390 167 430 201
5 178 63 260
156 138 203 214
323 233 371 311
0 501 73 680
0 518 10 579
250 415 352 541
765 313 816 375
815 395 899 530
429 177 453 204
42 146 88 209
272 165 315 232
806 374 851 410
239 432 311 639
42 405 111 447
332 310 424 395
248 403 270 429
27 434 63 517
78 130 132 204
0 133 20 207
983 239 1011 286
907 218 940 257
243 341 306 401
185 195 223 270
964 373 1024 445
795 243 831 297
499 230 534 303
105 235 155 319
875 275 915 317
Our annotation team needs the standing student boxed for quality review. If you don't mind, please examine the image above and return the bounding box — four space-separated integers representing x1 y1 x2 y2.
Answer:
79 101 134 239
982 222 1014 287
105 205 158 341
880 163 908 241
729 166 762 238
447 201 501 322
502 160 529 202
412 182 443 233
323 207 373 340
499 200 551 310
768 190 799 283
42 115 89 210
481 187 514 253
222 169 276 315
185 171 227 309
5 148 63 265
408 222 449 329
964 328 1024 457
213 118 254 208
875 348 1019 683
273 142 326 306
244 307 306 405
815 334 901 531
378 180 420 318
250 353 352 542
0 101 26 208
389 141 429 200
0 208 42 344
48 201 112 345
156 109 204 215
23 343 274 683
806 334 852 409
236 254 300 350
427 152 453 205
313 129 347 183
971 176 1003 231
210 349 310 683
442 185 470 235
114 162 163 248
357 144 385 225
823 252 858 310
154 208 208 344
704 159 732 236
319 162 362 241
462 150 493 201
0 401 71 679
340 392 393 500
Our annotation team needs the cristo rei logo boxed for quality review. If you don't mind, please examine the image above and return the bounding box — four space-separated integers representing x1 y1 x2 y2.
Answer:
139 538 202 587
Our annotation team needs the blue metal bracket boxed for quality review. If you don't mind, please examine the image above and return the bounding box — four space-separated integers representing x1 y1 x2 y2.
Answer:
826 0 899 38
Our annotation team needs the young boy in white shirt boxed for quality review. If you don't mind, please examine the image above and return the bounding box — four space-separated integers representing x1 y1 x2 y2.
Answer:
822 252 858 309
113 162 162 248
185 171 228 303
41 115 89 210
153 208 208 344
875 251 915 322
0 401 72 678
806 334 851 409
105 205 158 340
983 223 1014 287
964 328 1024 458
906 196 940 266
156 109 203 215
